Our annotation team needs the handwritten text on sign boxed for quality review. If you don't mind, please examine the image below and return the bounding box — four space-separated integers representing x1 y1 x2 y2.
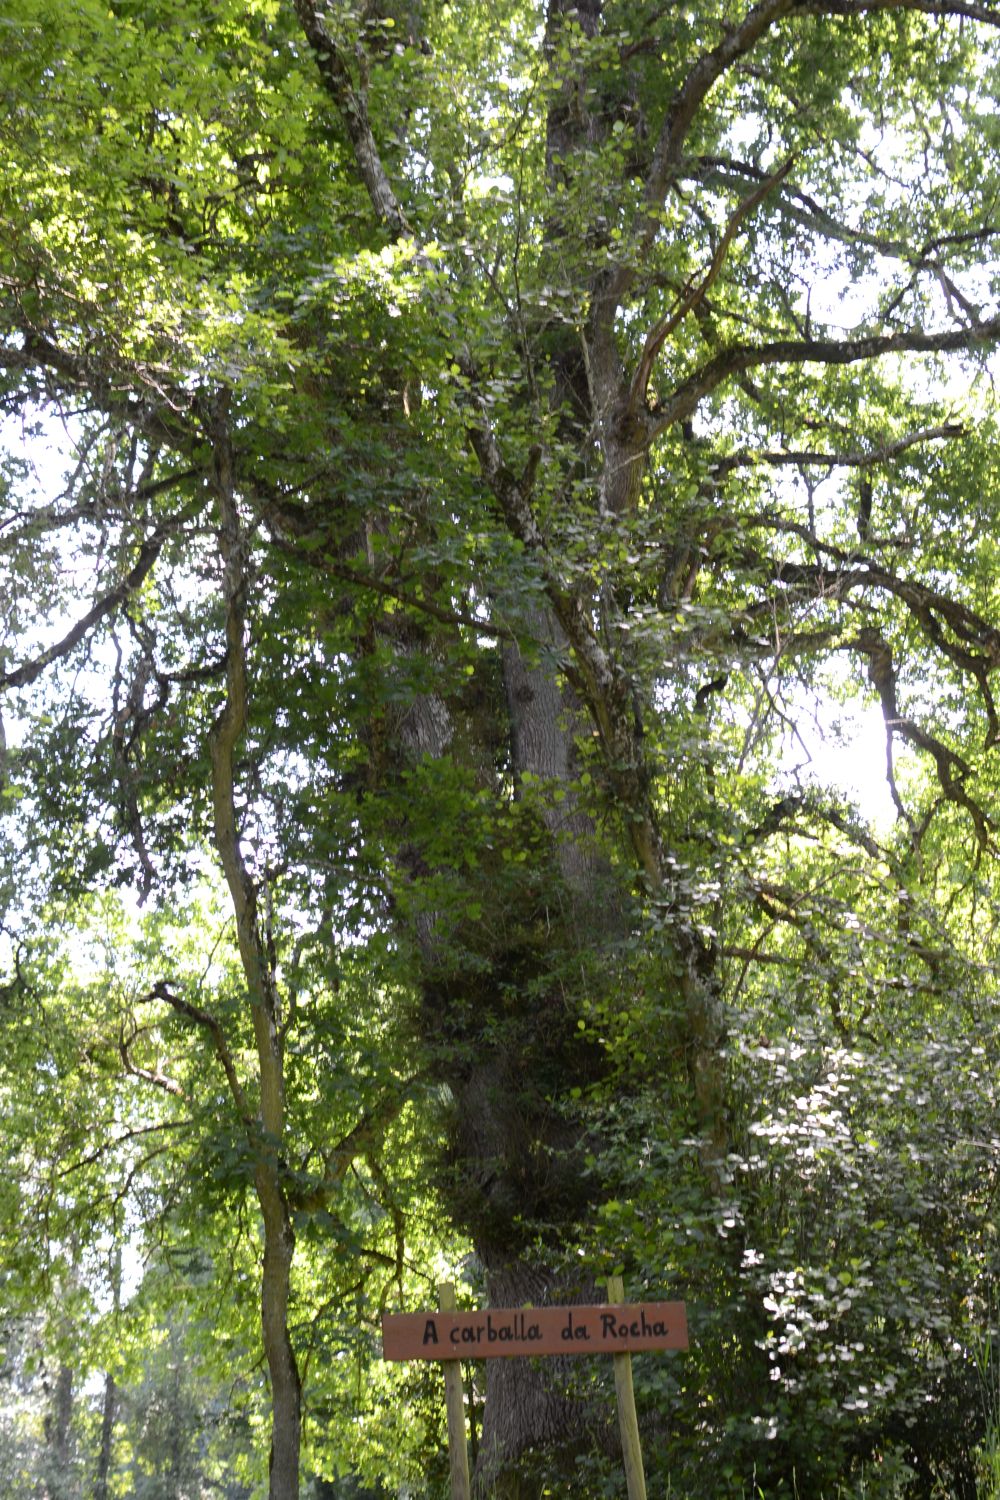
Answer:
381 1301 688 1361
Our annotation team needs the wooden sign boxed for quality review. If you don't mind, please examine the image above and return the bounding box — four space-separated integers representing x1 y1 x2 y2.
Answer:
384 1281 688 1500
382 1299 687 1361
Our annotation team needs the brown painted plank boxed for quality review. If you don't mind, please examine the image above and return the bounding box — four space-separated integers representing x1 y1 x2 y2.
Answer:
381 1301 688 1361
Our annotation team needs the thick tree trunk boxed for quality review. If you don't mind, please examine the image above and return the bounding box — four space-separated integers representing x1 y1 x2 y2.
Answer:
289 7 721 1488
472 1261 609 1500
463 633 614 1497
502 611 606 898
379 617 614 1494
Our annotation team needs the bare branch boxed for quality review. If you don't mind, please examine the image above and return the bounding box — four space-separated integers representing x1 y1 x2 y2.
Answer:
799 0 1000 20
598 0 1000 324
291 1085 413 1213
852 628 993 845
119 1021 187 1100
1 328 196 449
0 496 203 692
140 979 253 1125
649 315 1000 439
56 1119 194 1179
646 1 795 224
748 530 1000 676
723 944 798 965
293 0 407 237
712 422 965 474
690 153 1000 273
627 156 795 414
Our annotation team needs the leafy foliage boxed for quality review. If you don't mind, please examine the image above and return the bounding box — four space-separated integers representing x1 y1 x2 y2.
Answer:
5 0 1000 1495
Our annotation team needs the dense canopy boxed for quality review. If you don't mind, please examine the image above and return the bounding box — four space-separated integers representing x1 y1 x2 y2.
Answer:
4 1 1000 1496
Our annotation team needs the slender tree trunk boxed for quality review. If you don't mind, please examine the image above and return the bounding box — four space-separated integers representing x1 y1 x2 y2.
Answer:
43 1361 74 1500
211 415 301 1500
43 1252 80 1500
93 1247 120 1500
93 1372 116 1500
257 1165 301 1500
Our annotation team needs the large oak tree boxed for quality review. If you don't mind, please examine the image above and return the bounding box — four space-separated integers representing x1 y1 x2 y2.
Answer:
5 0 1000 1495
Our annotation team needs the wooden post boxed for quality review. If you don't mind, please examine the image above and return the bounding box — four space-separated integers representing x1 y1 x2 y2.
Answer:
607 1275 648 1500
438 1281 471 1500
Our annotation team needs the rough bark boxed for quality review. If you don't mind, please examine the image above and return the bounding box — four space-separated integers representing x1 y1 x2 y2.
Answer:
502 610 605 898
473 1264 606 1500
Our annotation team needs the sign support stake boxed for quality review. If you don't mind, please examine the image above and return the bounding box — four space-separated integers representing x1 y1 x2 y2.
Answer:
438 1281 471 1500
607 1275 647 1500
